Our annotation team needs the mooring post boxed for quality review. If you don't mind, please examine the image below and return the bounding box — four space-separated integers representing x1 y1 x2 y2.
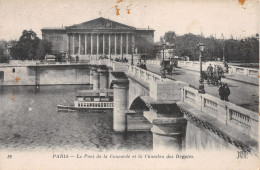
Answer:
35 68 40 91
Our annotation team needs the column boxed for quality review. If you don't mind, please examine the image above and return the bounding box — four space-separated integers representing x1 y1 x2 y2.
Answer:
132 34 135 54
72 34 75 55
97 34 99 56
114 34 117 55
85 34 87 55
113 80 129 132
126 34 129 55
78 34 81 55
109 34 111 55
103 34 105 55
67 34 69 54
120 34 123 55
91 34 93 55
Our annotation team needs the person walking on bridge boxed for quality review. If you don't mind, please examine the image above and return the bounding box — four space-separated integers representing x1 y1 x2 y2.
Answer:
218 84 225 100
223 83 230 101
207 64 213 77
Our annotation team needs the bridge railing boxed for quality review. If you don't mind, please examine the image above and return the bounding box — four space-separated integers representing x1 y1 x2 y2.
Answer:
181 86 258 140
177 61 258 77
146 60 160 66
127 64 170 83
228 65 258 77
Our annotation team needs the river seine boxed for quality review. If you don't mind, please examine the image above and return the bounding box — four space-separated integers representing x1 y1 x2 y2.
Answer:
0 85 231 151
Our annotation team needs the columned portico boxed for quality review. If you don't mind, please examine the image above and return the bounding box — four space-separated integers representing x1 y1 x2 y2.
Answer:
69 32 137 57
43 17 155 59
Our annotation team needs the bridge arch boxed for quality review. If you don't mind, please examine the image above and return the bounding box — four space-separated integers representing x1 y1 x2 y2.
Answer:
129 96 149 111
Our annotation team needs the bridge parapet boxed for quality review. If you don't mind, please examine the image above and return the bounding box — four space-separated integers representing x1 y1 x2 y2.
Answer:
127 64 170 83
146 60 160 66
178 60 259 74
89 59 109 66
181 86 258 141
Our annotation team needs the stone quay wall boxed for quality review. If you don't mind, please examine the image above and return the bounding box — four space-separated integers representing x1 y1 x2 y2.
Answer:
0 63 91 86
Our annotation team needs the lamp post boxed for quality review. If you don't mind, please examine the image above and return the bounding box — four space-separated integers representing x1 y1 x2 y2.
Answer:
161 42 166 78
198 42 205 94
110 46 112 60
131 44 135 65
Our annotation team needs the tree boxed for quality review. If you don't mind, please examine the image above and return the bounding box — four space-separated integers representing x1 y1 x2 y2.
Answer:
160 31 259 63
36 40 53 60
10 30 40 60
163 31 176 44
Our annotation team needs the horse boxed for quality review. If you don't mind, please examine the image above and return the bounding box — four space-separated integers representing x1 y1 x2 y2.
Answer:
202 70 222 86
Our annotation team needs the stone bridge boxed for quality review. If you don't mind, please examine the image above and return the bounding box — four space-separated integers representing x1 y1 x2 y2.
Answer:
86 59 258 153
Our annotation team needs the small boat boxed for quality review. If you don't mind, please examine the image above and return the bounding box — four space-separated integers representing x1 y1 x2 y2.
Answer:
57 90 113 111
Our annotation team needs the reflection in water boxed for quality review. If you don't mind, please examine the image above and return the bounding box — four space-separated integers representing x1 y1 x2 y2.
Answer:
0 85 230 151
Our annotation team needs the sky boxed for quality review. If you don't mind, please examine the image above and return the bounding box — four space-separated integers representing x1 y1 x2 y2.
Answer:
0 0 259 42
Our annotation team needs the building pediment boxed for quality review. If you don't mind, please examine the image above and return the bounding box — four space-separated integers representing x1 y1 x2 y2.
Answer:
66 17 135 30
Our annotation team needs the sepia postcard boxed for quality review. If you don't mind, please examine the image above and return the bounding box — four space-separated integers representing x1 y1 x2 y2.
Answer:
0 0 259 169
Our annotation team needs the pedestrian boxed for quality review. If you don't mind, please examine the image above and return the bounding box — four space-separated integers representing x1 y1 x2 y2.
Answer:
223 83 230 101
218 84 225 100
207 64 213 78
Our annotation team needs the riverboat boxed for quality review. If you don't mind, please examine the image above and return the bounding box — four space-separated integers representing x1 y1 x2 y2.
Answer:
57 89 113 111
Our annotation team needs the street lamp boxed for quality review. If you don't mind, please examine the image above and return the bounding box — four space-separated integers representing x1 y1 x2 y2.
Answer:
161 42 167 78
131 43 135 65
110 46 112 60
198 42 205 94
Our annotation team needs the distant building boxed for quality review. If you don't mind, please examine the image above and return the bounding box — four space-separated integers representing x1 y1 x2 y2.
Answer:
0 41 12 57
41 17 155 59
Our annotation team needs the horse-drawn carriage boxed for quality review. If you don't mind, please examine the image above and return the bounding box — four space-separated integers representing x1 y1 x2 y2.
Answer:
160 59 177 75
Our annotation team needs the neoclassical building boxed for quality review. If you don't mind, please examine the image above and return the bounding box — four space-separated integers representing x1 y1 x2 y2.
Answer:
41 17 155 59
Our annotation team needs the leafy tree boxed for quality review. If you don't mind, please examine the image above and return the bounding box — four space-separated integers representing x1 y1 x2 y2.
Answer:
10 30 40 60
163 31 176 44
36 40 53 60
158 31 259 63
